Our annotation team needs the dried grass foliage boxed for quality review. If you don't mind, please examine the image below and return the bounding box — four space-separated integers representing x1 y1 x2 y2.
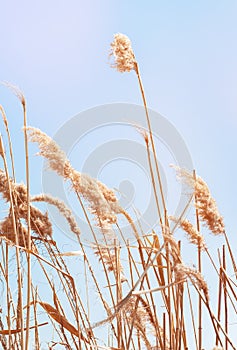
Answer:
0 34 235 350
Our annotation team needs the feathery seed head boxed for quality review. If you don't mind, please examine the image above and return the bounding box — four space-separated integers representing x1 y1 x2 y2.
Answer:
110 33 136 73
0 215 28 247
31 194 81 236
0 169 52 237
162 225 182 264
170 216 206 250
27 127 122 230
173 166 225 235
2 82 26 107
174 263 209 301
26 127 71 178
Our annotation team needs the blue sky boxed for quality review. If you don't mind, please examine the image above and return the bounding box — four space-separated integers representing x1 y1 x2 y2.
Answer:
1 1 237 348
1 0 236 244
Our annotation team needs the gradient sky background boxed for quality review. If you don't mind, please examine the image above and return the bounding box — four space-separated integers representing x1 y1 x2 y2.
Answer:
1 1 237 348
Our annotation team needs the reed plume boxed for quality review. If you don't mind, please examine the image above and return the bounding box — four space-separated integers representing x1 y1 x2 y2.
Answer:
0 215 27 247
0 33 235 350
173 166 225 235
31 194 81 236
162 226 182 265
122 295 156 348
174 263 209 301
110 33 136 73
93 244 126 282
0 169 52 240
170 216 206 250
26 127 122 229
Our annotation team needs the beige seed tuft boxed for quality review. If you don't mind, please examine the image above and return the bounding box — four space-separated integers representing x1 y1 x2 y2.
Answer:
173 166 225 235
110 33 136 73
170 216 206 250
27 127 122 230
174 263 209 301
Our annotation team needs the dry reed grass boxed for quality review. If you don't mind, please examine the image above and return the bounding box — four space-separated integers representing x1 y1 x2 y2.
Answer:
0 33 235 350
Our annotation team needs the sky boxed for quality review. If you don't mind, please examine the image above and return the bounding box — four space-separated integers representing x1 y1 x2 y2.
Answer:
1 1 237 348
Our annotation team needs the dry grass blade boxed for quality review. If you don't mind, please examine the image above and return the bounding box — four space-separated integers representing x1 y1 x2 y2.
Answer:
57 251 84 257
0 135 4 158
152 234 166 286
0 322 48 335
39 302 89 343
132 279 186 295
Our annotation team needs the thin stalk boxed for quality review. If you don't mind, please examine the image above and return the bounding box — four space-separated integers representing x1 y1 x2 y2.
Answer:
163 313 166 350
136 238 162 342
126 248 158 349
186 283 198 350
0 258 20 349
141 235 164 346
5 244 12 349
150 234 170 313
32 288 40 350
144 129 163 225
21 97 31 350
0 106 16 180
193 170 202 350
165 241 174 349
29 237 91 347
134 62 167 222
92 244 164 331
223 245 228 350
44 241 93 347
216 265 223 347
116 223 142 284
195 285 237 349
221 268 237 302
224 231 237 280
127 241 135 287
137 331 141 350
205 247 237 311
32 252 80 348
115 245 123 349
76 192 116 311
175 241 184 350
179 288 186 350
0 135 24 349
83 255 90 321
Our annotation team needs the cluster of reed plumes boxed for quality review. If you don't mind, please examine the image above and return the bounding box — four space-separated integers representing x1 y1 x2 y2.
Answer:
0 34 236 350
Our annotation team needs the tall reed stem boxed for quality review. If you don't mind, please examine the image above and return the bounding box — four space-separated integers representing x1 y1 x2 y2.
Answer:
0 135 24 349
134 62 167 223
193 170 202 350
223 245 228 350
22 98 32 350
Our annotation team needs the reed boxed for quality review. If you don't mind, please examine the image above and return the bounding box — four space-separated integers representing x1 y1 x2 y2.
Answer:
0 33 235 350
